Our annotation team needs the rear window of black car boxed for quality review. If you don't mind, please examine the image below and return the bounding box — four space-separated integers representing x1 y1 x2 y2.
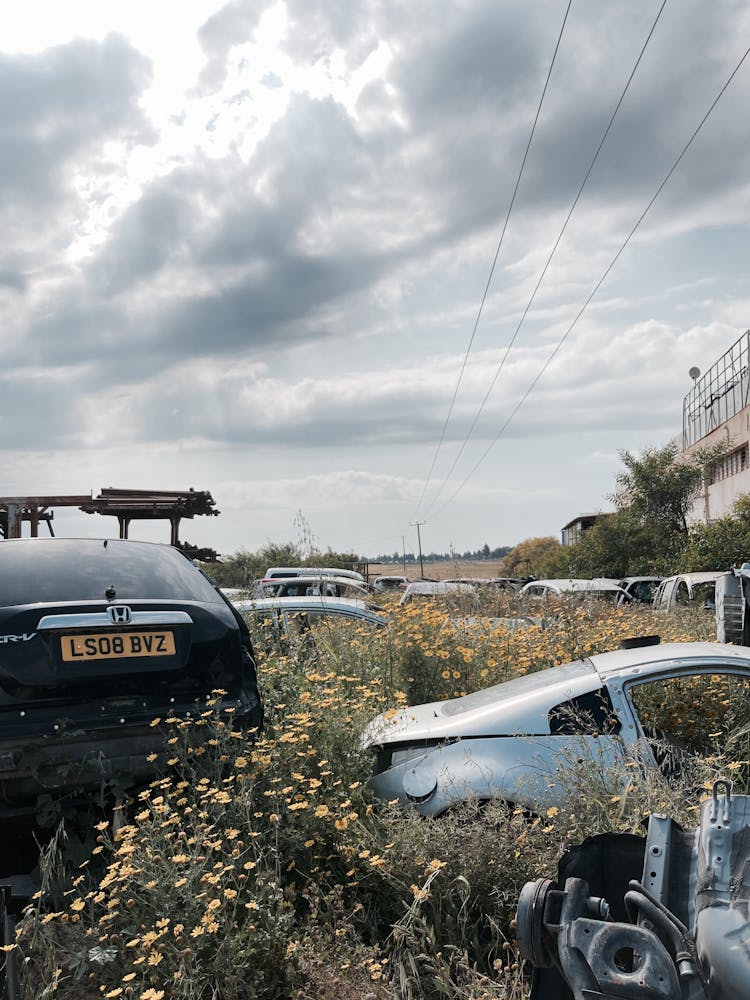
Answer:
0 539 223 606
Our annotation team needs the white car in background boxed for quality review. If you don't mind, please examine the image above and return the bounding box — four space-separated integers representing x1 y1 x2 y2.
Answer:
235 595 386 629
263 566 365 583
399 581 477 606
519 579 628 602
372 575 409 593
254 576 371 600
653 571 723 611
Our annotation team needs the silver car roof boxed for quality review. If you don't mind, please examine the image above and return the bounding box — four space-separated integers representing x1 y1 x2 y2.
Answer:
258 576 368 589
520 579 626 594
366 641 750 744
264 566 365 581
235 595 385 625
589 640 750 679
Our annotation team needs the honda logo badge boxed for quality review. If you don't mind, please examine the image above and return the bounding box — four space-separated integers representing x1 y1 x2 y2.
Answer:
107 605 132 625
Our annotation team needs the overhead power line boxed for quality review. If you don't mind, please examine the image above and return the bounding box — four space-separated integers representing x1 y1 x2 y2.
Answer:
430 40 750 520
423 0 669 516
413 0 573 518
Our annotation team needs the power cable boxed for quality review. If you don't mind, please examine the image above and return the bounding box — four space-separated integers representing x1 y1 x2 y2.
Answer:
413 0 573 517
424 0 669 516
431 40 750 519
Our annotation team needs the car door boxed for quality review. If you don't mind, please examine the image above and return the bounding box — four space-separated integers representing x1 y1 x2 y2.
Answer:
617 666 750 777
654 578 676 609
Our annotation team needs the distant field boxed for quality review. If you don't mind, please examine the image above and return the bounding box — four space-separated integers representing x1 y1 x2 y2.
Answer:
366 559 503 581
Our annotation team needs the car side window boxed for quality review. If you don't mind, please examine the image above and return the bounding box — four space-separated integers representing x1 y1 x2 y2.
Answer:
548 687 622 736
627 672 750 763
693 581 716 610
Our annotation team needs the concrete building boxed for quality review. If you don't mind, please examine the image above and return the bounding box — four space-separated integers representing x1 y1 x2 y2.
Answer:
682 330 750 521
561 513 604 546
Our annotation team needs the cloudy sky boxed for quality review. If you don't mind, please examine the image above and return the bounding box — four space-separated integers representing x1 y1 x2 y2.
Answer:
1 0 749 559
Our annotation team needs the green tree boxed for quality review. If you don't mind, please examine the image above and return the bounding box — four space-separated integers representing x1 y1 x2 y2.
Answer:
497 536 566 578
317 547 363 571
563 510 680 577
612 444 695 537
201 542 302 588
611 441 726 537
683 494 750 570
551 442 732 578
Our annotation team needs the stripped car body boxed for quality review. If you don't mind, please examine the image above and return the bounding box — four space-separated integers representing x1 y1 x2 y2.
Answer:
520 578 629 602
715 563 750 645
253 576 371 600
653 571 724 610
618 575 663 604
517 780 750 999
398 581 477 605
235 595 386 629
372 576 408 593
262 566 365 583
364 641 750 816
0 538 262 818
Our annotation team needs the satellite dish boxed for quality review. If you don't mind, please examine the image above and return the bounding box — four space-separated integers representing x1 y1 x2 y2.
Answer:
689 366 701 382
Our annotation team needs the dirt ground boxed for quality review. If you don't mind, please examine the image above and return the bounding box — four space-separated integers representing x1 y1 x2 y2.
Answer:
365 560 503 582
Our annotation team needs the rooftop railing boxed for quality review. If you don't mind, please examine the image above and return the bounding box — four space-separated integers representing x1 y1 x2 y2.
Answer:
683 330 750 448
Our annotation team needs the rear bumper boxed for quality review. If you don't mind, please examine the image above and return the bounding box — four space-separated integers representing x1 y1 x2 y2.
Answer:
0 696 262 812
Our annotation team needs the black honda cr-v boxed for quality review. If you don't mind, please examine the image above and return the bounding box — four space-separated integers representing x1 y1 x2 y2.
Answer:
0 537 262 817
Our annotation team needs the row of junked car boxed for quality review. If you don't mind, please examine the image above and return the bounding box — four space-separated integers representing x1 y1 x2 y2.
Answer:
221 565 750 827
490 571 732 610
393 575 654 605
219 564 743 667
2 540 743 994
227 565 727 613
2 538 749 854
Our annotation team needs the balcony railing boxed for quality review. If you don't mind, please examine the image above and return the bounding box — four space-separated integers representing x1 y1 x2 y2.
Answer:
683 330 750 448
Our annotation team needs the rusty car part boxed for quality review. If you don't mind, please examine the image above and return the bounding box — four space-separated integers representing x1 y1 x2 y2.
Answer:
1 488 218 549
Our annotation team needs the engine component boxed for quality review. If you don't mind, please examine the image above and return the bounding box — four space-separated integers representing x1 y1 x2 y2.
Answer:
516 780 748 999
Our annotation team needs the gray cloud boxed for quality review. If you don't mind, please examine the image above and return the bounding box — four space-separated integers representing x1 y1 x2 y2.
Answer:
0 371 84 447
28 0 750 388
0 35 152 207
3 0 750 554
87 182 193 295
196 0 268 92
0 270 26 292
0 33 153 327
283 0 382 65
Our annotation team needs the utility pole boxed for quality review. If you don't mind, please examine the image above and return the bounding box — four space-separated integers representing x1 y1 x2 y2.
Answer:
410 521 425 578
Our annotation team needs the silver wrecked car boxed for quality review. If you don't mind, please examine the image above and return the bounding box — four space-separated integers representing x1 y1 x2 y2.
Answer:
364 639 750 816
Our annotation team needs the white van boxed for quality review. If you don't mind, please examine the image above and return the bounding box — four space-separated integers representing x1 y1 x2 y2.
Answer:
653 571 723 610
263 566 365 584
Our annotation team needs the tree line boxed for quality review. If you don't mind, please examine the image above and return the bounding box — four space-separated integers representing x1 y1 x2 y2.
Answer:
375 544 511 564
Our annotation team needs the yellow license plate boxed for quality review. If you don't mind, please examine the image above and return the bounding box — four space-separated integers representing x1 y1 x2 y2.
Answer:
61 631 176 662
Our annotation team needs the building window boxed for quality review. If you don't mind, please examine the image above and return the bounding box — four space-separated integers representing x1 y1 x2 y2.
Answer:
710 443 749 483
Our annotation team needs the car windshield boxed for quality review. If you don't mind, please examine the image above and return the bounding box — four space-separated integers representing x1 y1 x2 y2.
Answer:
441 658 594 716
0 539 223 606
